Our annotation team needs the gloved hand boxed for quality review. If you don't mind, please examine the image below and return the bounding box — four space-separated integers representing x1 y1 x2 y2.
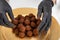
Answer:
37 0 54 34
0 0 15 28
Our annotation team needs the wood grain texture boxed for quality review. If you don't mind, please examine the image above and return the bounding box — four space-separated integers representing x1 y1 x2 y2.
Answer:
0 8 60 40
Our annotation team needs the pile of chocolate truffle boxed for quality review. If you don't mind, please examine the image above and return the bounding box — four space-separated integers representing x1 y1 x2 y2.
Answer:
12 13 41 38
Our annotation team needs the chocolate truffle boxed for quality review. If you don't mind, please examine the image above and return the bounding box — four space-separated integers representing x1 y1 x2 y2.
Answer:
19 18 24 23
36 19 41 26
26 25 31 31
30 16 36 21
19 32 25 38
31 22 36 28
29 13 35 18
14 29 19 35
27 31 33 37
18 24 26 32
16 15 22 20
13 26 17 33
12 19 18 25
33 28 38 36
24 19 30 25
18 24 23 28
15 17 18 20
36 20 41 26
25 15 30 20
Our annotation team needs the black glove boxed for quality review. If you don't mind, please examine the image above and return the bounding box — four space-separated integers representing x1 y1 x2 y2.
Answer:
37 0 54 34
0 0 15 28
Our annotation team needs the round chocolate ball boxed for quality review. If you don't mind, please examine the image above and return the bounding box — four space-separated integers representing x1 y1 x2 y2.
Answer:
25 15 30 20
13 26 17 33
27 31 33 37
24 19 30 25
16 15 22 20
14 29 19 35
18 24 23 28
31 22 36 28
18 24 26 32
36 19 41 26
29 13 35 18
33 28 38 36
30 16 36 21
36 20 41 26
12 19 18 25
19 18 24 23
26 25 31 31
19 32 25 38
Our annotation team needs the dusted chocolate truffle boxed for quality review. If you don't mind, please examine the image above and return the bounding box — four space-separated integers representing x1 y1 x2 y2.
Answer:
31 22 36 28
13 26 17 33
26 25 31 31
30 16 36 21
18 24 26 32
27 31 33 37
19 18 24 23
12 19 18 25
25 15 30 20
36 20 41 26
24 19 30 25
14 29 19 35
18 24 23 28
33 28 38 36
29 13 35 18
19 32 25 38
16 15 22 20
36 19 41 26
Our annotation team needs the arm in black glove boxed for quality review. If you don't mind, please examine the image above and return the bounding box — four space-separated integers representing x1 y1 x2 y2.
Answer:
37 0 54 34
0 0 15 28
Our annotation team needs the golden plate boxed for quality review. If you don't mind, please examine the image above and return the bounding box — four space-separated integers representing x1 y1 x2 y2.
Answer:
0 8 60 40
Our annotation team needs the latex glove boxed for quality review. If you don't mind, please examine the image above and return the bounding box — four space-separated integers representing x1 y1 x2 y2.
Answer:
37 0 54 34
0 0 15 28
